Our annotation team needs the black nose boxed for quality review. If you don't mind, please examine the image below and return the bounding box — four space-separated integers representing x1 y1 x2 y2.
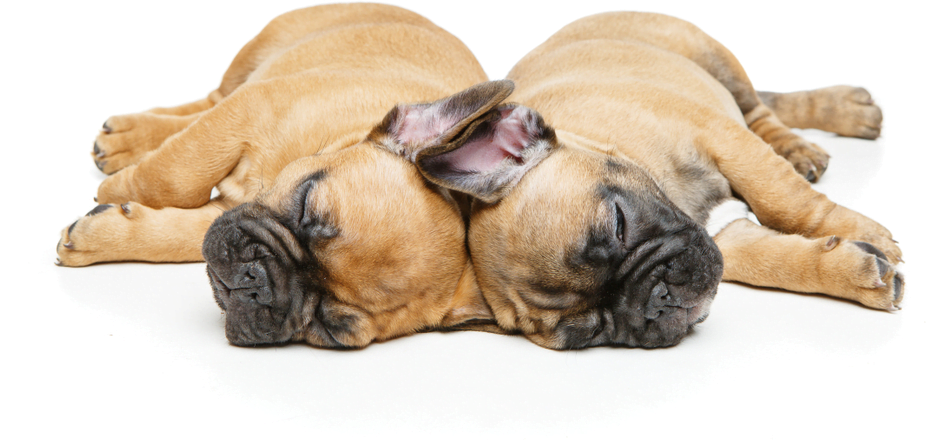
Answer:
216 262 272 305
644 281 679 319
232 262 266 288
636 225 723 318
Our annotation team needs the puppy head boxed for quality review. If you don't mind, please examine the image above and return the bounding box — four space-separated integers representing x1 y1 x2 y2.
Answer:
202 81 514 347
414 103 724 349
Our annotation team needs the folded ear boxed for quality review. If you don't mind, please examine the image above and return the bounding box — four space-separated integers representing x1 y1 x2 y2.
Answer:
370 80 516 159
370 80 558 203
416 104 557 203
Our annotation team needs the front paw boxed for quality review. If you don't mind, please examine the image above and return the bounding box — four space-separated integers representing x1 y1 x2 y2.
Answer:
777 137 830 182
820 205 902 264
820 237 904 310
56 203 137 267
93 114 182 174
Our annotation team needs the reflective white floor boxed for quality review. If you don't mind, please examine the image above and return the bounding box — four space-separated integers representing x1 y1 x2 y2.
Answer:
4 1 925 438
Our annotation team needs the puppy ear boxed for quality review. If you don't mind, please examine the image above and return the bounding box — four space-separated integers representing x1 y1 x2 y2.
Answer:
372 80 557 203
416 104 557 203
372 80 515 158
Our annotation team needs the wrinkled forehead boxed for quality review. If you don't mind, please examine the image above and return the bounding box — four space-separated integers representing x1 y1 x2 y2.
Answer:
468 147 667 284
258 143 464 250
263 144 432 208
475 147 648 235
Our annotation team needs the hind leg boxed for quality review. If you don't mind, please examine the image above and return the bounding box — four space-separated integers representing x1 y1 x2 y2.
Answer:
565 12 833 181
758 86 883 139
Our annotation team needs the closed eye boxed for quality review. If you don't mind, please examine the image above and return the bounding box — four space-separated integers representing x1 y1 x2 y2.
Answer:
614 202 625 242
291 169 328 229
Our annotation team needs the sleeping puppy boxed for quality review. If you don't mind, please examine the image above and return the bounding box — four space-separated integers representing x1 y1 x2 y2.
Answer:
54 3 504 346
406 12 903 349
57 6 902 350
199 81 519 347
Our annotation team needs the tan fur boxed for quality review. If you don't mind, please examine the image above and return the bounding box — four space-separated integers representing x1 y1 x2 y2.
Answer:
245 146 476 344
508 12 900 258
714 220 901 310
463 11 902 346
57 4 492 344
56 6 903 349
58 3 486 265
758 86 883 139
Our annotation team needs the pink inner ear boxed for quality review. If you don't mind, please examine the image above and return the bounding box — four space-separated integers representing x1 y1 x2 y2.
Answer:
395 105 460 145
440 106 534 173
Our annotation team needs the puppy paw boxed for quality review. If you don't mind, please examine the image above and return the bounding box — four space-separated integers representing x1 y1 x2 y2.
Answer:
776 137 830 182
819 237 904 310
812 86 883 139
93 113 190 174
56 203 139 266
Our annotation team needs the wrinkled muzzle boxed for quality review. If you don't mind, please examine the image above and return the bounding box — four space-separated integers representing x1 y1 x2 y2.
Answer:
551 221 723 350
611 225 723 347
202 203 311 346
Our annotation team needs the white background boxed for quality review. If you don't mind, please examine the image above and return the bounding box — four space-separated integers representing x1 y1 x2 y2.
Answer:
2 0 925 438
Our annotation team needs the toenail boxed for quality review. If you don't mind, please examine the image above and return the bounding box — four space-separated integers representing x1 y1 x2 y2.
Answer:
64 241 74 249
102 121 112 133
96 160 107 171
121 203 131 214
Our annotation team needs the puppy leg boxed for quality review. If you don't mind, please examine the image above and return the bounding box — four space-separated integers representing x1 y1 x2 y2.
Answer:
89 3 324 174
758 87 883 139
741 106 830 182
93 82 276 210
700 120 901 263
675 29 831 182
94 100 215 175
561 12 831 181
56 200 228 266
714 219 903 310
